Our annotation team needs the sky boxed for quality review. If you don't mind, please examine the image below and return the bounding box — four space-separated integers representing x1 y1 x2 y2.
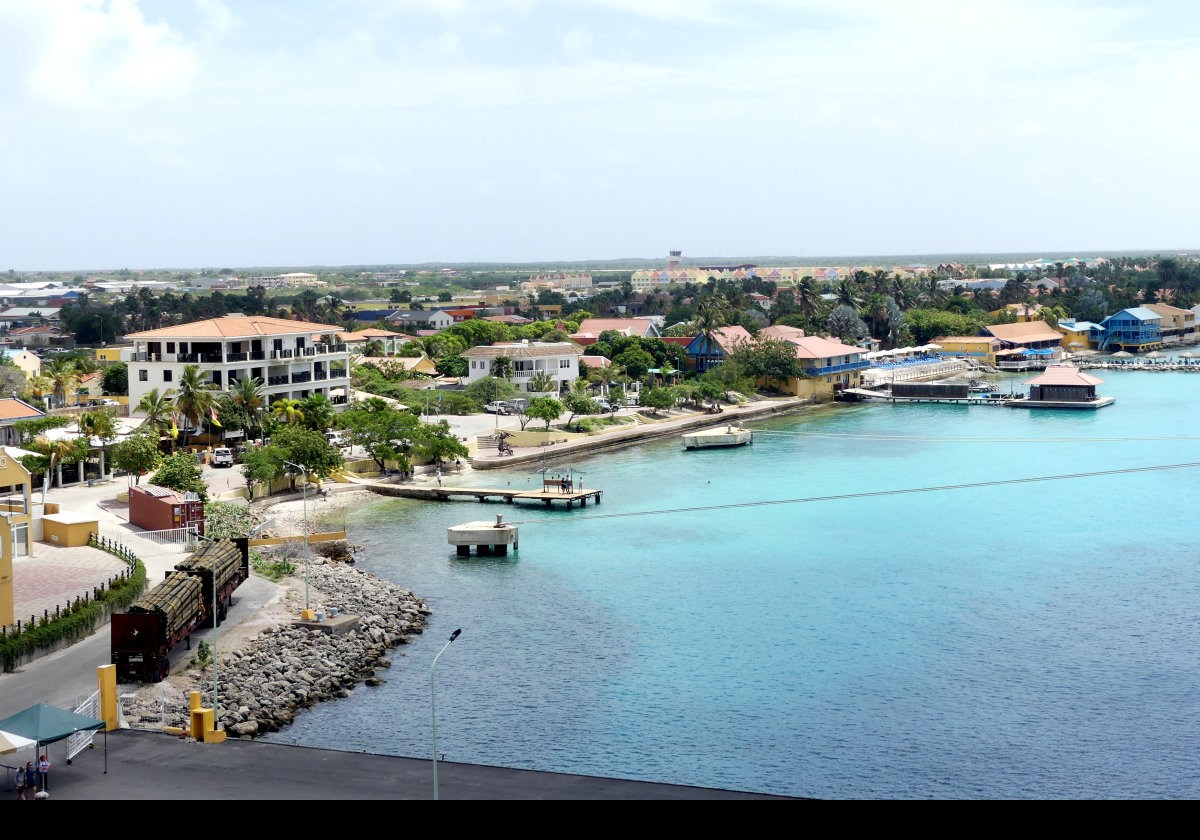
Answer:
1 0 1197 270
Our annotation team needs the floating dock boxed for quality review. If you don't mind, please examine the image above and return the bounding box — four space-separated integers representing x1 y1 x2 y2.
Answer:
683 424 753 450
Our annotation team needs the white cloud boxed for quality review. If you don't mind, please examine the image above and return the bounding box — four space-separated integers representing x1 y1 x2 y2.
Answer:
562 28 594 57
0 0 199 112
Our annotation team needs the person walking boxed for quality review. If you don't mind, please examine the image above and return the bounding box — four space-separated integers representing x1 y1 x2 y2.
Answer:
15 766 26 800
23 762 37 798
436 468 443 487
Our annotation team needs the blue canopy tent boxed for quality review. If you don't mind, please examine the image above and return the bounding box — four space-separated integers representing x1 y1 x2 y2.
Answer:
0 703 108 786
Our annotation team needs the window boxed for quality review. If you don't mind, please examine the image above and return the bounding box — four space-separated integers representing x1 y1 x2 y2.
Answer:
167 342 175 353
560 359 570 369
139 370 148 382
163 370 172 382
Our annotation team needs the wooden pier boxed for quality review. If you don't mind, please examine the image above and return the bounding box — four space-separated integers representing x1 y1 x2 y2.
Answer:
841 388 1011 406
370 483 603 509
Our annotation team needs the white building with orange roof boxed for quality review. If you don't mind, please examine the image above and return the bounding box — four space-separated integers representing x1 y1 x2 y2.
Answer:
126 316 351 416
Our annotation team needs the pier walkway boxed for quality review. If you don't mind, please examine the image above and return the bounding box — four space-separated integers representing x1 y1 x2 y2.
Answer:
367 483 603 508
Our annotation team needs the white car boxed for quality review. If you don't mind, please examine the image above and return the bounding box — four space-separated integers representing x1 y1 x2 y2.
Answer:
211 447 234 468
484 401 511 415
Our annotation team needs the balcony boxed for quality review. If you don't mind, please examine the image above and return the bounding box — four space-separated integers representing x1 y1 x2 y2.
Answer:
810 360 871 376
249 350 266 361
292 372 312 384
227 352 248 363
177 352 199 363
270 349 294 360
314 370 328 381
267 375 289 386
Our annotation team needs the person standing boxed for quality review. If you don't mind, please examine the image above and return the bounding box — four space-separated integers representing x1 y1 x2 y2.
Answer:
24 762 36 798
436 468 443 487
38 754 51 790
15 766 26 800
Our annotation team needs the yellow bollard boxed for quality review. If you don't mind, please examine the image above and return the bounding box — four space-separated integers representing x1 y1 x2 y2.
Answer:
97 665 118 732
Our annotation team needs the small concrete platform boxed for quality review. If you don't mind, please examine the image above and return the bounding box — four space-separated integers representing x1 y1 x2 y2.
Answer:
290 614 361 635
682 424 753 450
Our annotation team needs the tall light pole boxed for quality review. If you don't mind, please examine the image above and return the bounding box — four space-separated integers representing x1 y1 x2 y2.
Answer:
194 532 221 732
274 455 311 611
430 628 461 800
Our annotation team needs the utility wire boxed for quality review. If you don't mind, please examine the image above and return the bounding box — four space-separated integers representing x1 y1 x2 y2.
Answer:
749 429 1200 443
504 461 1200 526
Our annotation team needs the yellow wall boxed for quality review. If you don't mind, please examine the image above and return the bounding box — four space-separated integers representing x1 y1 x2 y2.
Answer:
42 517 99 547
1056 327 1093 349
0 455 32 626
935 339 999 364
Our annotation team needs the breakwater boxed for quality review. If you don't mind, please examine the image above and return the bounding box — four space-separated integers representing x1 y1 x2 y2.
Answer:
125 558 429 737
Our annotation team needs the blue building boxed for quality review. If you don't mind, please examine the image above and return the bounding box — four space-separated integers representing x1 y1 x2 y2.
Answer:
1092 308 1162 352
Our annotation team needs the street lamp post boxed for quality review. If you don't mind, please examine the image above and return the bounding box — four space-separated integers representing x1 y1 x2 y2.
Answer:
273 455 311 611
430 628 461 800
194 532 221 732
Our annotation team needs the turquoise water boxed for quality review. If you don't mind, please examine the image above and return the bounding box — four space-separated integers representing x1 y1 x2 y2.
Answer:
266 371 1200 798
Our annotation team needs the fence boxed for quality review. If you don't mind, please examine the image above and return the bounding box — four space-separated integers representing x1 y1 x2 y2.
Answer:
98 524 200 556
1 535 140 640
68 691 101 760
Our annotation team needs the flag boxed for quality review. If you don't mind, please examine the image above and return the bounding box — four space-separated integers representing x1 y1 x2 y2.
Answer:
209 406 222 427
170 413 179 439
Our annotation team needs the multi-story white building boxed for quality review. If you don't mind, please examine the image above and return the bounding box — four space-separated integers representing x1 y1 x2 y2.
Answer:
126 316 351 415
460 341 581 395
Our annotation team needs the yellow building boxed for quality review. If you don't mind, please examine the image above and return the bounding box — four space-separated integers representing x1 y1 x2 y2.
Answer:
1143 303 1196 344
0 451 35 626
762 336 868 398
1 348 41 380
934 336 1003 365
1054 321 1099 351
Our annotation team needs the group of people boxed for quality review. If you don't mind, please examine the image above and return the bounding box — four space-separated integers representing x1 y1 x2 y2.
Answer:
13 755 50 800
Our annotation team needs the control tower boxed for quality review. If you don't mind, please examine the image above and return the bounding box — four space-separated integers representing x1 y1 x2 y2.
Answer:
668 249 682 270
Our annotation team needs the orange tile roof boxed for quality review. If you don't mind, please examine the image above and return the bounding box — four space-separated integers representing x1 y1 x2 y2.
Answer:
127 316 342 340
1023 366 1103 387
0 397 45 422
984 321 1064 344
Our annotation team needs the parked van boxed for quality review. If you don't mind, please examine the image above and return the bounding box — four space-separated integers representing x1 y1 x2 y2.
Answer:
326 431 350 450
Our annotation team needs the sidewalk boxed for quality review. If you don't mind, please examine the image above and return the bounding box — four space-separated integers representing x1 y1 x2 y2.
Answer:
471 397 806 469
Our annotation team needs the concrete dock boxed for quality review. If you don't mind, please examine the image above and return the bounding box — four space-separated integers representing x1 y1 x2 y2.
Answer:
370 484 603 508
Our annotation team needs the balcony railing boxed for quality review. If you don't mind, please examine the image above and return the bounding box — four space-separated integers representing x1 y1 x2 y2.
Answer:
314 370 328 380
810 360 872 376
249 350 266 361
227 352 248 362
270 350 294 360
292 372 312 384
267 375 289 386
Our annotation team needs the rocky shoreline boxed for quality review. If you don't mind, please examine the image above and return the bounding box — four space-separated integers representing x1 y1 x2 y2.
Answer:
124 555 429 738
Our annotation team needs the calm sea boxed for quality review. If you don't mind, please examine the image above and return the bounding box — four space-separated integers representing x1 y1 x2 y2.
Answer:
266 369 1200 798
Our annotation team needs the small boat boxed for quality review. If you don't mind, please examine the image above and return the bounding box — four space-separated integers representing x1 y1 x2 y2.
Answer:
967 380 992 392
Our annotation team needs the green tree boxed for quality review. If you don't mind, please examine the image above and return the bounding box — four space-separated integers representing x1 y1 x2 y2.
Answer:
111 427 163 485
299 393 336 432
526 396 563 430
727 338 804 388
240 444 287 491
136 387 178 445
342 398 423 471
271 398 305 426
640 386 677 415
175 364 217 447
562 389 598 429
416 419 469 465
272 425 344 479
102 362 128 396
151 452 209 501
463 375 517 409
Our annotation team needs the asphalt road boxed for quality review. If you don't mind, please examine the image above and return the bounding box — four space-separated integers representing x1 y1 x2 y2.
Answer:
0 575 279 721
11 729 790 800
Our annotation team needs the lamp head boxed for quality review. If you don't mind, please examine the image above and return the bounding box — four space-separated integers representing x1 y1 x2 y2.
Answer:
449 628 462 642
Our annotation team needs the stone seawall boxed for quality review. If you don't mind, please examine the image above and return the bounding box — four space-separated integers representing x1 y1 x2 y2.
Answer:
124 558 429 737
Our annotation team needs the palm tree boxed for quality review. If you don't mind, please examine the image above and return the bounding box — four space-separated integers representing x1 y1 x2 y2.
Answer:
136 387 177 446
174 364 217 448
230 375 265 440
529 371 555 395
44 359 80 407
689 299 727 372
271 398 305 425
31 435 80 503
78 408 118 478
925 274 947 306
795 277 822 322
300 393 335 432
490 356 514 380
27 374 54 409
835 279 863 309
